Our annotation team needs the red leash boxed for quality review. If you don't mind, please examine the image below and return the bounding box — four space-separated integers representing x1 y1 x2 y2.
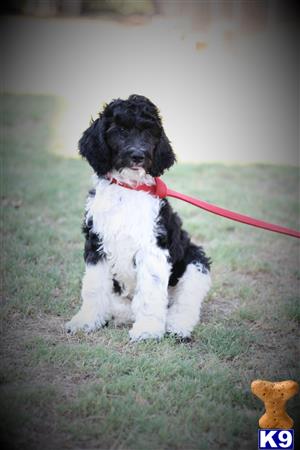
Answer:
110 177 300 239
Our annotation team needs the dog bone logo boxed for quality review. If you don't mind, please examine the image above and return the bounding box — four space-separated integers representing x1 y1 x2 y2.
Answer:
251 379 299 429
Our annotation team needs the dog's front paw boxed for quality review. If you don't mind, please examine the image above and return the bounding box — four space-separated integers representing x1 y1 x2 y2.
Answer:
65 310 105 335
166 315 193 339
129 318 165 342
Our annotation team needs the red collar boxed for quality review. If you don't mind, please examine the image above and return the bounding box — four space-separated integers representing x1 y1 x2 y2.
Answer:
108 176 299 238
109 177 168 198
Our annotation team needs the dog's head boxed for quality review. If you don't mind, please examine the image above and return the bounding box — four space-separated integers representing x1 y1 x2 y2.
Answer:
79 95 176 179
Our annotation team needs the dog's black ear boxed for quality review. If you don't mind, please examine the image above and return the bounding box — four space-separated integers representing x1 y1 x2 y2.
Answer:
79 118 111 176
150 130 176 177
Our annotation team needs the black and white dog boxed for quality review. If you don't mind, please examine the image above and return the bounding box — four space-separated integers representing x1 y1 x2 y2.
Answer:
66 95 211 341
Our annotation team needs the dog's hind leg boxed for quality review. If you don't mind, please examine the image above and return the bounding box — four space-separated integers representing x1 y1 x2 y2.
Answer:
65 261 112 334
166 263 211 339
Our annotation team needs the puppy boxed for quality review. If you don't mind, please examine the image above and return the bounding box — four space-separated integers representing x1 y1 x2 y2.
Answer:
66 94 211 341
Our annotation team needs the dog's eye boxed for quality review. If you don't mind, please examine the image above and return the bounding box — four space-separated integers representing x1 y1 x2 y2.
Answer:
119 127 128 136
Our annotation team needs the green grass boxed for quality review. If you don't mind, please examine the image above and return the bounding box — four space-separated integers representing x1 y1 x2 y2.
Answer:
1 94 299 450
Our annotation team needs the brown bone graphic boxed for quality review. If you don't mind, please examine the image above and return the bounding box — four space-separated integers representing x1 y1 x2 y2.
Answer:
251 379 299 429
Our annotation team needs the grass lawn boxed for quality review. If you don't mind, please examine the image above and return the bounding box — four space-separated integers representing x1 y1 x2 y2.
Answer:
1 94 299 450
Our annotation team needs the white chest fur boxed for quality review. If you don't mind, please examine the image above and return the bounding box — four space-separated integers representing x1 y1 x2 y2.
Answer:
86 178 163 297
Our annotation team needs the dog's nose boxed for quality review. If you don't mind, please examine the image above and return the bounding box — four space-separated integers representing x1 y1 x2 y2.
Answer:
130 150 145 164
